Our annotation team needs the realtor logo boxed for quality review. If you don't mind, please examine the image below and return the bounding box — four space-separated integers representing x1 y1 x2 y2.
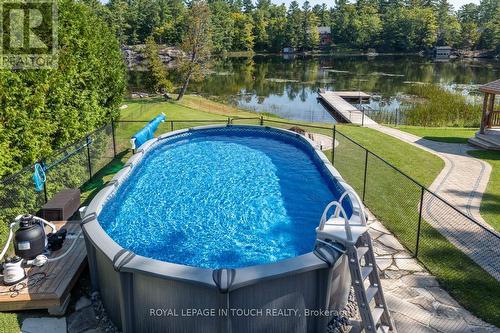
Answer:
0 0 57 69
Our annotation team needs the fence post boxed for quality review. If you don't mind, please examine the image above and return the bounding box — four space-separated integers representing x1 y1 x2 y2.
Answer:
415 186 425 257
227 117 231 125
43 180 48 203
332 126 336 166
170 120 174 132
86 135 93 181
362 150 368 201
111 121 117 157
260 115 264 126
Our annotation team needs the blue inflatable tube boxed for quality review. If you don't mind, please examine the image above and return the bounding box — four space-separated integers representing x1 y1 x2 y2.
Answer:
132 113 166 149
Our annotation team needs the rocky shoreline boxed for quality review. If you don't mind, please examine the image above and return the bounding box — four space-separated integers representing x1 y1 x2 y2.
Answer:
122 44 183 71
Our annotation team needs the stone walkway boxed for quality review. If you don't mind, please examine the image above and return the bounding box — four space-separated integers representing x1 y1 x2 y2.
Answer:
366 124 500 281
367 125 491 225
366 211 499 333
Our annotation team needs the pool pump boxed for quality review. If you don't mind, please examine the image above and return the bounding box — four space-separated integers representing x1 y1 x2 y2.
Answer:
14 214 51 259
0 214 80 286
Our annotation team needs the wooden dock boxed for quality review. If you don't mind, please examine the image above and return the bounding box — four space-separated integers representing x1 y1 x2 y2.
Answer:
318 91 377 126
0 221 86 314
330 91 371 101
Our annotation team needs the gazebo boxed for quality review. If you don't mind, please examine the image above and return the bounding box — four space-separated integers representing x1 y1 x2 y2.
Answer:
469 79 500 150
479 79 500 133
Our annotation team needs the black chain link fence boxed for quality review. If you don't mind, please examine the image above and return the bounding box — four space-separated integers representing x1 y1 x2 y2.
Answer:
0 123 114 237
332 126 500 324
362 107 406 126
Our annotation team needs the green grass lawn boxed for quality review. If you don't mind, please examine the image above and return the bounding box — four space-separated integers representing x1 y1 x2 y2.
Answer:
467 150 500 232
0 312 21 333
390 125 478 144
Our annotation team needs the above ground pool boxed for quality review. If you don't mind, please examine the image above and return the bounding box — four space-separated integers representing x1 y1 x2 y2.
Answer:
82 125 362 333
98 126 351 269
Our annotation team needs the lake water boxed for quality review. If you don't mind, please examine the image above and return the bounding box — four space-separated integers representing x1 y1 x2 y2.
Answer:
128 54 500 123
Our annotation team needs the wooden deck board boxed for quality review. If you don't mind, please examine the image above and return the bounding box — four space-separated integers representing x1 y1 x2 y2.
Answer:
0 221 86 312
318 91 377 125
331 91 371 99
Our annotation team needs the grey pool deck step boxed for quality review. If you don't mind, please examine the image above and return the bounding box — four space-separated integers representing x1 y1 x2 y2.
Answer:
468 132 500 150
316 192 396 333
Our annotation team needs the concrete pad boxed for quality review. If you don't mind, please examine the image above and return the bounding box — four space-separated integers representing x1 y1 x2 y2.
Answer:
21 317 67 333
400 274 439 288
386 294 432 326
373 242 399 256
391 312 436 333
427 287 461 308
394 257 424 272
369 221 391 234
430 315 469 333
377 234 406 251
375 255 393 271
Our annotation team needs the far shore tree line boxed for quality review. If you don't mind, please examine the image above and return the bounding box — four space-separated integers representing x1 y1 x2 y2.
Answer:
89 0 500 53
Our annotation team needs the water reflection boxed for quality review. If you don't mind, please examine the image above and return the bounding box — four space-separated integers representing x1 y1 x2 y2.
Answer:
128 54 500 123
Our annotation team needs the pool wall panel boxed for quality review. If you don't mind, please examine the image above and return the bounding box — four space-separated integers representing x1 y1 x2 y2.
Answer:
132 273 226 332
95 248 123 330
228 269 323 333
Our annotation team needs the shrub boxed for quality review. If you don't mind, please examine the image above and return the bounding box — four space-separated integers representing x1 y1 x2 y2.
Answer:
0 0 126 178
403 84 482 127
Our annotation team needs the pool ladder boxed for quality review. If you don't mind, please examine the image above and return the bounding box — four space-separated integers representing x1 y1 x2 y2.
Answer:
316 190 396 333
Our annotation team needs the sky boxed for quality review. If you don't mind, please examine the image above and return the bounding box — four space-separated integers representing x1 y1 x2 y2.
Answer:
271 0 481 10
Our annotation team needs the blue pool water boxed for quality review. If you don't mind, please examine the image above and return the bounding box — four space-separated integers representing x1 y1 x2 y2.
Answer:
99 129 348 269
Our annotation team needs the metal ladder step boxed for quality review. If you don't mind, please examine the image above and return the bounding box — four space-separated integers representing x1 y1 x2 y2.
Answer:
365 285 378 304
350 308 385 333
372 307 385 325
357 246 369 259
361 266 373 281
378 325 390 333
316 194 396 332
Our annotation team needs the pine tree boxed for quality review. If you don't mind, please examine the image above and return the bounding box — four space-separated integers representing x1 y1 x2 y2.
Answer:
144 36 173 95
177 1 212 100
